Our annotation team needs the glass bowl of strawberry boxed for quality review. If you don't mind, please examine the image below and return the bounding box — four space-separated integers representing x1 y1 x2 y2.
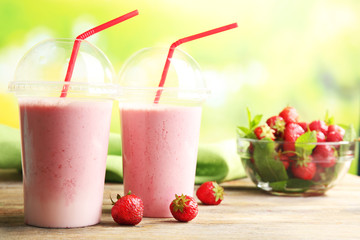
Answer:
236 107 358 196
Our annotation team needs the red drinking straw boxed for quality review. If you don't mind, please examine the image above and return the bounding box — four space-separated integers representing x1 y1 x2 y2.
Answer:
60 10 139 98
154 22 238 103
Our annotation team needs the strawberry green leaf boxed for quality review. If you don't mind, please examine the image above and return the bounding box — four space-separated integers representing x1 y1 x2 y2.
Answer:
295 131 317 156
212 182 224 202
296 130 317 144
172 194 190 213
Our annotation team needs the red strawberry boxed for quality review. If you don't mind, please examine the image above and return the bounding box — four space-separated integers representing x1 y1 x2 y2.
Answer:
327 124 345 142
327 131 343 142
291 157 317 180
309 120 328 135
316 131 326 142
283 123 305 155
254 125 275 140
266 116 286 138
284 123 305 142
196 181 224 205
279 106 299 123
312 145 336 168
170 194 198 222
298 122 308 132
111 192 144 226
328 124 345 136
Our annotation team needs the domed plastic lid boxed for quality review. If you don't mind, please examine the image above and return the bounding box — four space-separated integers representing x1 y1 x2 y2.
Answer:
117 47 210 104
9 38 117 98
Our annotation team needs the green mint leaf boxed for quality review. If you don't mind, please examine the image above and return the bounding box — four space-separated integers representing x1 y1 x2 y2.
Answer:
284 179 314 193
238 108 262 139
324 110 335 125
251 114 263 129
253 141 288 182
296 130 317 144
247 131 257 139
269 179 314 193
295 131 317 156
237 126 257 139
246 107 262 130
246 107 252 128
269 181 287 192
237 126 250 137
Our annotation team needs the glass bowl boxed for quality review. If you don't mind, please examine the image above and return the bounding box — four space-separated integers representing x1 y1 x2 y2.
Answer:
237 137 357 196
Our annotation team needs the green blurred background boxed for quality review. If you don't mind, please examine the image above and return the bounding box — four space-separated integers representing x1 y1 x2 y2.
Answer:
0 0 359 173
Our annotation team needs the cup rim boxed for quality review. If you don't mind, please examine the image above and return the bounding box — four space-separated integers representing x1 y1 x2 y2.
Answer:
118 86 210 93
8 81 119 98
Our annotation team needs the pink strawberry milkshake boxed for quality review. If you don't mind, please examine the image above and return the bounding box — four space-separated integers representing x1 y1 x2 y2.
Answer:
19 98 113 228
120 103 202 217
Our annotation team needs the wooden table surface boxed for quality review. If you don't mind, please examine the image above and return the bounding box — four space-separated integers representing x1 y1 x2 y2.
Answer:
1 169 360 240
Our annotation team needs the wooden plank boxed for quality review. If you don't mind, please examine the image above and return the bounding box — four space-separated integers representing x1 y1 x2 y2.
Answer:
1 171 360 240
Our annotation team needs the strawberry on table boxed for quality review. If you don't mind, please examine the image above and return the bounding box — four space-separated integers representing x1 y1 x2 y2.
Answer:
111 191 144 226
196 181 224 205
170 194 198 222
279 106 299 124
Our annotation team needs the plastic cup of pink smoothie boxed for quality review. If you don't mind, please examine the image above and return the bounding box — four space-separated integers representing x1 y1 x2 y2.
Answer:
117 47 209 217
8 39 117 228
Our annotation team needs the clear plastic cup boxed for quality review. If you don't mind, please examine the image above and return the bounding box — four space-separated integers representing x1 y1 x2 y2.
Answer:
117 47 209 217
8 38 116 228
